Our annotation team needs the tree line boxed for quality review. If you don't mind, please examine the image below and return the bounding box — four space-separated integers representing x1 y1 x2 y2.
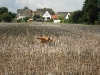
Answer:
0 7 16 22
68 0 100 24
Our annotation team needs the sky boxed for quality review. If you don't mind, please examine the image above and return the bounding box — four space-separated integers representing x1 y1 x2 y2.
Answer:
0 0 85 13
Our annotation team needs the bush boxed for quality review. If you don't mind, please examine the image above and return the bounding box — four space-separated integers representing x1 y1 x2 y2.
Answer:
0 13 12 22
47 19 53 22
23 17 30 22
60 20 64 23
17 19 21 22
95 21 100 25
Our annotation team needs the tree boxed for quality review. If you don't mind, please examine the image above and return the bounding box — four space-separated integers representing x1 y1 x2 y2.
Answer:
98 0 100 22
89 5 100 24
8 12 12 16
8 12 17 18
57 15 65 23
0 7 17 22
68 10 82 23
58 15 64 20
33 14 41 21
0 7 8 15
51 10 55 15
33 14 37 21
1 13 12 22
82 0 100 24
12 13 17 18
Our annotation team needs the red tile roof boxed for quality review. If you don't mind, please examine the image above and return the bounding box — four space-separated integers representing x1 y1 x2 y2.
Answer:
52 14 58 19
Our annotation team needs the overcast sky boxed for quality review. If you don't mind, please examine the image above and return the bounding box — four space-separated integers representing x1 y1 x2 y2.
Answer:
0 0 85 13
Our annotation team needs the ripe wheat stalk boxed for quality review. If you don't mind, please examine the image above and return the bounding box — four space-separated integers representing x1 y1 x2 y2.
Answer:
0 23 100 75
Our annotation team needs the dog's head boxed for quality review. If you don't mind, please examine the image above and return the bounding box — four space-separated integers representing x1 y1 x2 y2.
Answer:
48 37 53 41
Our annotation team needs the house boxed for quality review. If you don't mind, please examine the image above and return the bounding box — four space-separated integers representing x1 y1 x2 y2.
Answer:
17 9 32 19
36 8 54 16
42 11 51 21
36 8 55 21
65 13 70 19
58 12 70 19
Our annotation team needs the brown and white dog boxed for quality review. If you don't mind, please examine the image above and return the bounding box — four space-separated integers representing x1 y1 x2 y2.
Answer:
37 36 53 44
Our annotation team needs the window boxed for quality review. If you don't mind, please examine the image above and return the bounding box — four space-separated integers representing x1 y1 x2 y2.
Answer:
47 17 50 19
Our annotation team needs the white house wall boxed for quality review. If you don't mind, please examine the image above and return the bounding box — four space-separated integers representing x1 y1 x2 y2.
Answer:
42 11 51 21
65 13 70 19
19 16 25 19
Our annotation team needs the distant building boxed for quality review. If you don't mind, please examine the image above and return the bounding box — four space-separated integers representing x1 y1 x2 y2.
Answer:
36 8 54 16
17 9 32 19
36 8 55 21
42 11 51 21
58 12 71 19
65 13 70 19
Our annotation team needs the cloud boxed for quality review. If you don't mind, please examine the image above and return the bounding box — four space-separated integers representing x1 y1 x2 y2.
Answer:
0 0 85 13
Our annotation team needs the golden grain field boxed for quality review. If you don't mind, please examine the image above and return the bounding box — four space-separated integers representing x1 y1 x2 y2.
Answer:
0 23 100 75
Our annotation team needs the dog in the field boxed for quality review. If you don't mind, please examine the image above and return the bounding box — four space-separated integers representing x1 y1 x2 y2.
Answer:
37 36 53 44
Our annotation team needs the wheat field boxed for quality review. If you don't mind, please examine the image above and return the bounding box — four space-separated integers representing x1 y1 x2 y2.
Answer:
0 23 100 75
